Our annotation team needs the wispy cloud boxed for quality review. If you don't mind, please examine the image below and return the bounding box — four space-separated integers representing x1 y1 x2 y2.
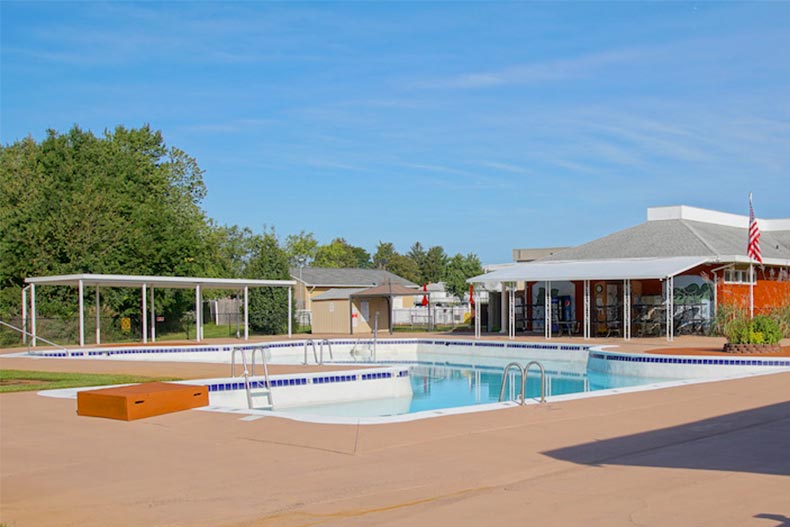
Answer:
414 49 645 89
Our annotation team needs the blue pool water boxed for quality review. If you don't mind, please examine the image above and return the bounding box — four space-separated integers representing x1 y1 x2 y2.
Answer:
277 357 673 418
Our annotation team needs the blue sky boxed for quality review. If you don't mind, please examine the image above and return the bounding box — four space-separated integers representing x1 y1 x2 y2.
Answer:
2 1 789 264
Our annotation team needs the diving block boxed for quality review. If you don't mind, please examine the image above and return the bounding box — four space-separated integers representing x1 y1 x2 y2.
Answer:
77 382 208 421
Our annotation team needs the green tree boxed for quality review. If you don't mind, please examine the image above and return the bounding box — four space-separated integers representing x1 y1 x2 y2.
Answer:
284 230 318 266
372 242 397 269
443 253 483 301
0 125 214 321
313 238 371 268
421 246 448 284
407 242 426 282
245 229 291 334
387 254 421 284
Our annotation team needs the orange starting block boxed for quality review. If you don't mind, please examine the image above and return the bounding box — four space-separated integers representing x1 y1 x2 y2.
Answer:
77 382 209 421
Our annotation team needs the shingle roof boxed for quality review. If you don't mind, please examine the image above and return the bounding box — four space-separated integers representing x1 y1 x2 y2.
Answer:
290 267 417 288
542 219 790 263
312 288 367 301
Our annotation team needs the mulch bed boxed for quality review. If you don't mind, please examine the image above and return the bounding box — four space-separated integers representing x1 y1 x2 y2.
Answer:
648 346 790 357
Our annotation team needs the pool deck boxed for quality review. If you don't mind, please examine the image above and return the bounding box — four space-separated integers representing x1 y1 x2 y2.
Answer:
2 334 789 526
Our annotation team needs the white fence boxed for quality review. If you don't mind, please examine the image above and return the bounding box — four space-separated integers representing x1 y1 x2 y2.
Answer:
392 306 470 328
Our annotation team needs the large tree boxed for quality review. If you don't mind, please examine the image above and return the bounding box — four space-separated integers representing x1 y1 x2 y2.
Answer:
0 125 214 319
421 246 448 284
444 253 483 301
245 230 291 334
284 230 318 267
313 238 371 268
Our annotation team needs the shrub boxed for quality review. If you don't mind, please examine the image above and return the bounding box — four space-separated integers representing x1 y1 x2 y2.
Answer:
752 315 783 344
724 315 782 345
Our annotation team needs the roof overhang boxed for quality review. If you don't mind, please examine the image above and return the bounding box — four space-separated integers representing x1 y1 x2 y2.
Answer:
350 284 420 298
468 256 710 286
25 274 295 290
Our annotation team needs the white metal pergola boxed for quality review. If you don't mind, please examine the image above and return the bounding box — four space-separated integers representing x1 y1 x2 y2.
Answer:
468 257 708 342
22 274 296 347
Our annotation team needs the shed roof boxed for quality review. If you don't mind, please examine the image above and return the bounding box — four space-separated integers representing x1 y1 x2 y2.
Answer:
350 283 420 298
290 268 417 288
312 288 367 301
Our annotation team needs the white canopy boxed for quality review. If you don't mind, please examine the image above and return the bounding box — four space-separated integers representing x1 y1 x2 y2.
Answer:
23 273 295 348
25 273 295 289
468 256 708 285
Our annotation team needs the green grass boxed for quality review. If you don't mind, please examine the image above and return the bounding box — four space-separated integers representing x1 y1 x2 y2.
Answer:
0 370 180 394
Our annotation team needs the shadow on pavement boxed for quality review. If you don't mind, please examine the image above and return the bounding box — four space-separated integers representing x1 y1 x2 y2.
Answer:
543 402 790 476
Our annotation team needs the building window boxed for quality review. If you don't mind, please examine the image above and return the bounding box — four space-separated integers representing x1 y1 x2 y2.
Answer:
723 269 757 284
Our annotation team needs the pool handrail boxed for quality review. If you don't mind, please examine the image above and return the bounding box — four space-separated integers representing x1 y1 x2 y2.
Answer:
498 360 547 405
522 360 547 404
498 362 526 405
0 319 74 357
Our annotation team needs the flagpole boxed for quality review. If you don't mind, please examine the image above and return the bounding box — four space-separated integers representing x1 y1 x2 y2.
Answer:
749 260 754 319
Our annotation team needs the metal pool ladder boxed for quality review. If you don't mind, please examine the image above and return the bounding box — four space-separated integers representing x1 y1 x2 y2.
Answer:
231 346 274 410
498 361 547 405
303 339 333 365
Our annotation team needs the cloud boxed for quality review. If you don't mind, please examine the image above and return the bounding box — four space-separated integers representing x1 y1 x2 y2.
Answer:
414 49 645 90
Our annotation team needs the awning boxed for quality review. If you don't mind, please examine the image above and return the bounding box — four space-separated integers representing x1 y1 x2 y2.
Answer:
467 256 709 285
25 273 295 289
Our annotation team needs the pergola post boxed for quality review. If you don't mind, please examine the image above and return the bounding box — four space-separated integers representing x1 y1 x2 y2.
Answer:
30 284 36 347
243 286 249 341
474 290 481 339
288 286 293 338
624 279 631 341
665 276 674 342
544 280 552 339
22 287 28 344
78 279 85 347
500 283 507 335
150 287 156 343
583 280 590 340
95 285 101 345
508 283 515 340
141 283 147 344
195 285 202 342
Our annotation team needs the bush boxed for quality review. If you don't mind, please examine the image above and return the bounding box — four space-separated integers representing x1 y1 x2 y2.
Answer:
724 315 782 345
752 315 783 344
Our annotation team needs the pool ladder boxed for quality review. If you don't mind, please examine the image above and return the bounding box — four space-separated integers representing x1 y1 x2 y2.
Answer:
231 345 274 410
498 361 547 405
303 339 333 365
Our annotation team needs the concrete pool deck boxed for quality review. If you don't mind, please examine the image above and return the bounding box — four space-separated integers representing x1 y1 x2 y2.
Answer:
1 335 789 526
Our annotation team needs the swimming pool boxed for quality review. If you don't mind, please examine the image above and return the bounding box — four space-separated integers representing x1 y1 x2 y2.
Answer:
270 359 671 418
29 337 790 423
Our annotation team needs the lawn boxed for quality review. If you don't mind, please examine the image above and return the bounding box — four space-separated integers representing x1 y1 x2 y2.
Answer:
0 370 180 394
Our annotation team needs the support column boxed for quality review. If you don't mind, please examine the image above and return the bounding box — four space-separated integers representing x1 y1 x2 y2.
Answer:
195 285 202 342
95 286 101 345
508 284 515 340
243 286 249 341
142 283 147 344
665 277 675 342
31 284 37 347
583 280 590 340
624 279 631 341
78 279 85 347
474 291 481 339
288 286 293 338
150 287 156 343
500 283 507 335
544 280 552 339
22 287 28 344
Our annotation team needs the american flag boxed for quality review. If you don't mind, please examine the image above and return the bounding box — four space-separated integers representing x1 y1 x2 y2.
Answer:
748 193 762 263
